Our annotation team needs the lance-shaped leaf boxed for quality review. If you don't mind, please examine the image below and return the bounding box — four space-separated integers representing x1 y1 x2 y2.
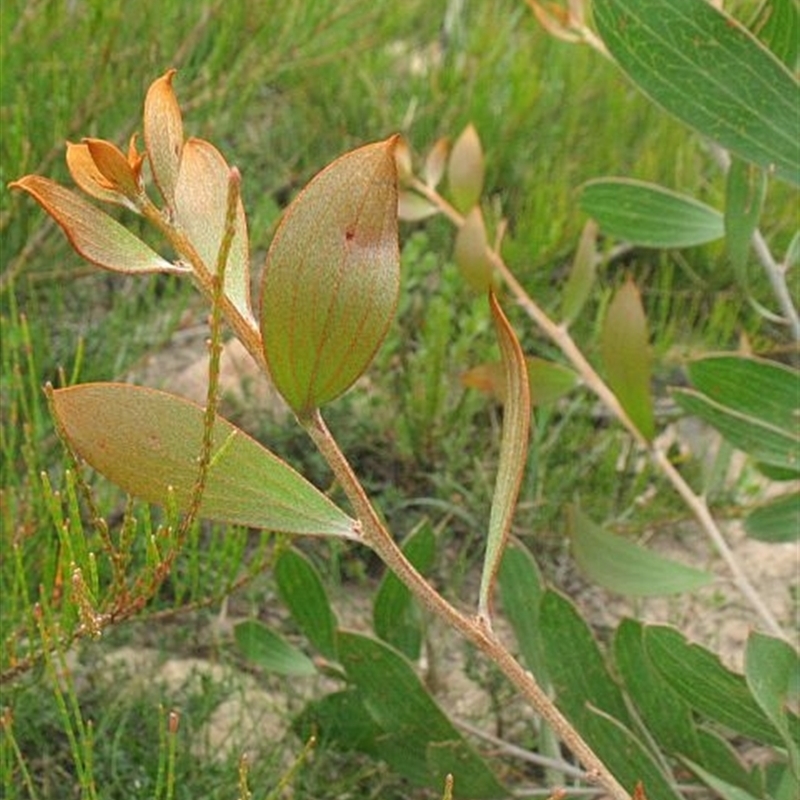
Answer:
260 137 400 417
174 137 254 324
745 492 800 543
580 179 724 249
51 383 358 538
593 0 800 187
569 505 712 596
561 218 599 324
10 176 185 274
447 124 484 213
600 278 655 440
144 68 184 208
234 619 317 677
453 207 495 292
725 158 766 279
477 293 531 620
423 137 449 189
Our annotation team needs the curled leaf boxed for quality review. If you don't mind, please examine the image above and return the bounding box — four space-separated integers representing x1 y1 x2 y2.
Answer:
447 123 484 213
83 138 141 200
66 141 139 211
260 137 400 417
9 175 185 274
453 207 495 292
144 68 184 208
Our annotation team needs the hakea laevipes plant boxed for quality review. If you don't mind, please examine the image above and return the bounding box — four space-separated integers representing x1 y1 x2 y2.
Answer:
10 71 634 799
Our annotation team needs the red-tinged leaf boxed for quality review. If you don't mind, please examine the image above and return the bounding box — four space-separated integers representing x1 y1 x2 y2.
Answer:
447 124 484 213
453 207 495 292
84 138 140 200
51 383 358 538
144 68 184 208
462 357 580 407
600 278 655 440
174 138 253 325
398 190 439 222
478 293 531 620
423 137 449 188
10 175 185 275
561 218 599 324
260 137 400 417
66 141 138 210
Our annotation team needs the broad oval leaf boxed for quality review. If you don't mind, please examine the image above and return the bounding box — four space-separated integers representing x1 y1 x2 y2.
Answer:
568 505 712 596
10 176 185 275
478 293 531 619
234 619 316 677
260 137 400 417
580 179 724 248
600 278 655 440
51 383 358 538
174 137 254 325
447 123 484 213
593 0 800 186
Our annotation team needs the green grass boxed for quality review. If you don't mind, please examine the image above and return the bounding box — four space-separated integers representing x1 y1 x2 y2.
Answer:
1 0 796 798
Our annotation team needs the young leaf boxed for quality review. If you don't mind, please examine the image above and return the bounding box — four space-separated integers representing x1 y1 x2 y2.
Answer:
673 355 800 472
593 0 800 186
725 158 767 279
9 176 185 275
260 137 400 417
398 190 440 222
447 123 484 213
275 547 338 660
477 294 531 620
423 137 450 188
51 383 358 538
453 207 495 292
234 619 316 677
561 218 599 324
745 492 800 543
600 277 655 440
373 520 436 661
569 505 712 596
580 179 724 248
174 138 254 325
143 68 184 208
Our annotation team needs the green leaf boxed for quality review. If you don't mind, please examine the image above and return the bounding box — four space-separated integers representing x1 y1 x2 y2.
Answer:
644 625 786 746
337 632 507 797
51 383 358 538
569 505 712 596
373 520 436 661
478 293 531 619
275 547 338 660
561 218 599 324
593 0 800 186
453 207 495 292
725 157 767 279
746 491 800 543
260 137 400 417
234 619 316 677
447 123 484 213
745 632 800 774
673 355 800 472
600 278 655 440
293 689 382 755
580 179 724 248
498 544 548 684
750 0 799 71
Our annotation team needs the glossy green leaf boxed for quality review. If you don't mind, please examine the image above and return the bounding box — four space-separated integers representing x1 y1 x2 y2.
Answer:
447 123 484 213
478 293 531 620
174 137 254 325
373 520 436 661
644 625 787 746
51 383 358 538
725 158 767 278
453 207 495 292
745 631 800 774
580 179 724 248
234 619 316 677
540 592 681 800
600 278 655 440
569 505 712 596
498 544 548 684
593 0 800 186
561 218 599 324
745 492 800 543
275 547 338 660
260 137 400 417
673 355 800 472
338 632 507 797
